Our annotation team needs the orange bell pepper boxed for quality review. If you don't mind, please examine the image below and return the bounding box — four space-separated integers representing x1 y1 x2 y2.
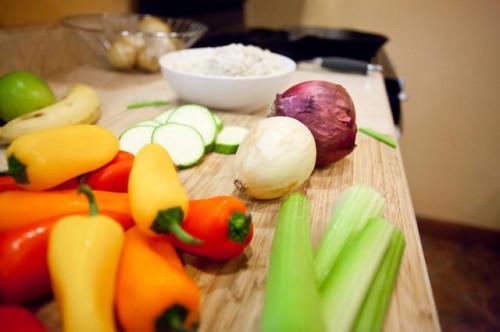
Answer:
116 227 200 332
0 175 79 192
0 189 133 232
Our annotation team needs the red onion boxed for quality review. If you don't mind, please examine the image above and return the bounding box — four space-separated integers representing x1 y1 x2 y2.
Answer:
270 80 357 167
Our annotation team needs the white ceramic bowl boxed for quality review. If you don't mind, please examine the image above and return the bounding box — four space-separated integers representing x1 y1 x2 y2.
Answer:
159 47 296 113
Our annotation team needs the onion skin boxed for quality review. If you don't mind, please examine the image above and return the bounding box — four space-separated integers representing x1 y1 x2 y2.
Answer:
271 80 357 167
233 117 316 200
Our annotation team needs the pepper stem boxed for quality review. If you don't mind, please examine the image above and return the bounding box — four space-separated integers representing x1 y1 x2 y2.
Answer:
77 184 99 216
155 304 198 332
228 211 252 243
151 207 203 245
1 155 28 183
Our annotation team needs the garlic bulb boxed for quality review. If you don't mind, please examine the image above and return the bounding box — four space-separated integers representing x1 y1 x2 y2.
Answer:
233 116 316 199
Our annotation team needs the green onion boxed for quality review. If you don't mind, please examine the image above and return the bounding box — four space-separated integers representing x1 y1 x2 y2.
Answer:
314 185 386 286
261 193 325 332
352 229 406 332
127 100 169 109
320 218 395 332
358 127 397 148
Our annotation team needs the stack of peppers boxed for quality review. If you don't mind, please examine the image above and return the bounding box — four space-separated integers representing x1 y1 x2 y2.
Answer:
0 125 253 332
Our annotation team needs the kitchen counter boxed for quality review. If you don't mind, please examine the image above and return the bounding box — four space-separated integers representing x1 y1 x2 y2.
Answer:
0 25 440 331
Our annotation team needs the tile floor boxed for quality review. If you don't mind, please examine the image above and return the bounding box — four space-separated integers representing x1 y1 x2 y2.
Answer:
420 230 500 331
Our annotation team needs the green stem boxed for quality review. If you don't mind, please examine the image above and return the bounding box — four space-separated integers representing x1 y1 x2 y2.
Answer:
155 304 198 332
358 127 397 148
3 155 28 183
228 212 252 243
151 207 203 245
77 184 99 216
127 100 169 109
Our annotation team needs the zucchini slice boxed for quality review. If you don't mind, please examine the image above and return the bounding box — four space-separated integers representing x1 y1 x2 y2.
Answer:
168 104 217 152
154 108 176 124
152 123 205 169
119 125 155 155
214 126 248 154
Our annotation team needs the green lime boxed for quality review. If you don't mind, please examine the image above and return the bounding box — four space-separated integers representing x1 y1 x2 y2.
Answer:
0 70 56 121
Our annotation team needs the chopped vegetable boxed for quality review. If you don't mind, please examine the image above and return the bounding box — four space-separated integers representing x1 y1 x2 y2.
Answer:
168 196 253 260
168 104 217 152
154 108 176 123
271 80 357 167
48 185 124 332
127 100 169 109
119 125 156 155
135 120 161 127
358 127 397 148
1 125 119 191
262 193 325 332
214 126 248 154
213 113 223 132
129 143 200 243
233 117 316 199
314 185 386 285
352 229 405 332
320 217 395 332
152 123 205 169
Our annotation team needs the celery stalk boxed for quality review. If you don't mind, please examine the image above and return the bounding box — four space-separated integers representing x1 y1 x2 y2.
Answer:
261 193 325 332
352 229 406 332
320 218 395 332
315 185 386 286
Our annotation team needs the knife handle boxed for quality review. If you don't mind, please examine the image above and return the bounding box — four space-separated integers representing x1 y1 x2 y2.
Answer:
321 57 382 74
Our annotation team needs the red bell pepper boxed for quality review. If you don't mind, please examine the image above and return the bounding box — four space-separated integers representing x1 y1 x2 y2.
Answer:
0 305 47 332
85 151 134 192
0 176 20 191
0 218 53 304
168 196 253 260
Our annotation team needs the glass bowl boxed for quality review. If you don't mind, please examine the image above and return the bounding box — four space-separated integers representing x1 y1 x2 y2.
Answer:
61 13 208 72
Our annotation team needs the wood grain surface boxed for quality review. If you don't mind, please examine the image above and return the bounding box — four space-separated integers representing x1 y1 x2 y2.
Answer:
0 25 440 330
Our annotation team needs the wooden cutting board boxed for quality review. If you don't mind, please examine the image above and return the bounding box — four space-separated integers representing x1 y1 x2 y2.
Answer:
0 50 439 330
33 111 439 331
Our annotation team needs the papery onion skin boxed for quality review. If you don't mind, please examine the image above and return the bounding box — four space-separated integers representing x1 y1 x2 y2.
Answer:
271 80 357 167
233 116 316 200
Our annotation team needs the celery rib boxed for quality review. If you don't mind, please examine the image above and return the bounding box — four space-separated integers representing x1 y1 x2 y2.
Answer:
352 229 406 332
320 218 395 332
314 185 386 286
262 193 325 332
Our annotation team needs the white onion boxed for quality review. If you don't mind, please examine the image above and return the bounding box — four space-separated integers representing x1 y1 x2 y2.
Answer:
233 116 316 199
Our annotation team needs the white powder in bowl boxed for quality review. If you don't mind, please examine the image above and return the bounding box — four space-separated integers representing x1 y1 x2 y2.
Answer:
170 44 292 77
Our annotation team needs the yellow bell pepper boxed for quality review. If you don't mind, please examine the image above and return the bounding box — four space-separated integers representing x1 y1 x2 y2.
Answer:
1 124 118 191
129 143 201 244
48 184 124 332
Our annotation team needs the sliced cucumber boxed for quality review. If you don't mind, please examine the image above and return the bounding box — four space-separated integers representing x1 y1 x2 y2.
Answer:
119 125 155 155
135 120 161 127
154 108 176 124
213 113 223 132
214 126 248 154
168 104 217 152
152 123 205 169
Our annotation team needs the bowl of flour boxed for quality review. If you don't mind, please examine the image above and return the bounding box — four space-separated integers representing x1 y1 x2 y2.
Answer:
159 44 296 113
